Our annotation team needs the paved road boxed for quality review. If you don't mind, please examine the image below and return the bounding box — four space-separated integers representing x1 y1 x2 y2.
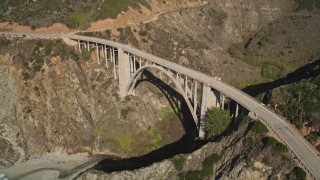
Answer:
1 32 320 179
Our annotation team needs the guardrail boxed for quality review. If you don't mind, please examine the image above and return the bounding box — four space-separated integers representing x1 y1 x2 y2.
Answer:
257 115 315 179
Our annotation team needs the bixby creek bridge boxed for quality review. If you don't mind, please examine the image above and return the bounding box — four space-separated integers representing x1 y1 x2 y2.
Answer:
1 32 320 179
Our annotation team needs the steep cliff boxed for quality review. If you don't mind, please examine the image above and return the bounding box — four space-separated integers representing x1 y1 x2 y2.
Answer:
0 38 185 169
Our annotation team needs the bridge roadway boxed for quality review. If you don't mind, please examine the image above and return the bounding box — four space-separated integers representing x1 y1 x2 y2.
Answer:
1 32 320 179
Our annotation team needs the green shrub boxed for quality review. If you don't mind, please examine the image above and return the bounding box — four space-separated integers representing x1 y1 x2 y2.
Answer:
120 107 131 119
245 157 254 167
291 166 306 180
172 155 187 171
183 170 203 180
181 153 220 180
160 107 170 118
263 137 288 153
68 10 90 29
22 72 30 80
273 142 288 153
251 121 269 134
205 108 232 139
246 137 254 147
239 116 251 127
202 153 220 175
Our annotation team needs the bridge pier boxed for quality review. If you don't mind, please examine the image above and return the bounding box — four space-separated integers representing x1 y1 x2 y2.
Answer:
78 40 81 53
235 103 239 124
118 48 131 97
96 43 100 65
192 80 198 116
113 48 118 79
199 83 210 139
221 94 225 110
104 45 108 67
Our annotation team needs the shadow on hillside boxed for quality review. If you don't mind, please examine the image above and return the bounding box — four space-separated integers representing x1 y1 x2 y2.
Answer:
135 70 197 132
93 130 206 173
91 70 207 173
243 59 320 97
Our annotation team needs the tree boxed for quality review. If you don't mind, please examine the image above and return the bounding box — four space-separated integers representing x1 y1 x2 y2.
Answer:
251 121 269 134
287 166 306 180
205 108 232 139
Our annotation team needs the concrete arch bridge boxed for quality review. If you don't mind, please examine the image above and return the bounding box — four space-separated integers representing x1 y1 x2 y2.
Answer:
0 32 319 179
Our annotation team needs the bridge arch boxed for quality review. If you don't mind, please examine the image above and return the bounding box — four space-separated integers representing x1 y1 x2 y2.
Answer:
125 64 198 125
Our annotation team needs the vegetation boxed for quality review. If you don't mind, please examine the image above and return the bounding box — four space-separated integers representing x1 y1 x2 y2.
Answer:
263 137 288 153
117 134 134 152
68 10 91 29
7 40 79 81
239 115 251 127
0 39 10 46
274 74 320 128
81 50 92 61
179 153 220 180
172 155 187 171
95 0 150 20
245 157 254 168
246 137 254 148
289 166 307 180
148 126 162 149
297 0 320 10
120 107 131 119
160 107 171 118
0 0 151 29
205 108 232 139
251 121 269 134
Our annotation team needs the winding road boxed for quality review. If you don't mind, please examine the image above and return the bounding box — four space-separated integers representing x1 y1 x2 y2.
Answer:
0 32 319 179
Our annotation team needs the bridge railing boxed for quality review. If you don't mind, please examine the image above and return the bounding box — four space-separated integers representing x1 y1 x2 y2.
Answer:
256 114 315 179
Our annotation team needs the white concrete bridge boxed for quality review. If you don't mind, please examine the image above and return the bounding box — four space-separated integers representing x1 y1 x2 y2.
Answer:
1 32 320 179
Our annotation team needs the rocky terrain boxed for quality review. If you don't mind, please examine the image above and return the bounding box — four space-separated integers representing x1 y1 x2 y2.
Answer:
0 38 186 169
0 0 319 179
80 0 297 86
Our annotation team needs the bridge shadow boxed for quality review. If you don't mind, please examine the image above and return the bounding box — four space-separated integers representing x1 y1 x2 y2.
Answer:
93 130 205 173
243 59 320 99
91 70 205 173
135 70 197 132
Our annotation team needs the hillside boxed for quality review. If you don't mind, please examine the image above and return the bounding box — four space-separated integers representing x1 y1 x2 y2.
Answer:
0 0 320 179
0 37 187 169
0 0 201 33
266 64 320 150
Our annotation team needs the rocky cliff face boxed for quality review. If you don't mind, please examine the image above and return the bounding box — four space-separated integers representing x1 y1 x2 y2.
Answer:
0 39 185 169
